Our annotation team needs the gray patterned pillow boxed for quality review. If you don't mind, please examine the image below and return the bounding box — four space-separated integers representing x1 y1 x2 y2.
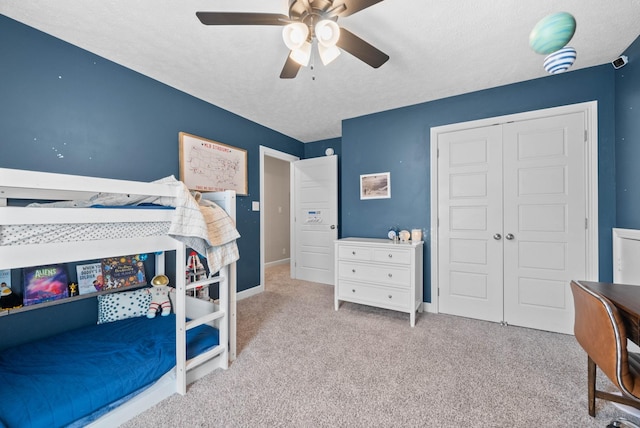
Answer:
97 288 151 324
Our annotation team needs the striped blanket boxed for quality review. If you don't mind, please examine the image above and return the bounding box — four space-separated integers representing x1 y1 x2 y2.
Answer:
27 175 240 273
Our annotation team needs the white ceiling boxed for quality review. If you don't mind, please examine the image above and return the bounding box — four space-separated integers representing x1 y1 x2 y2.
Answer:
1 1 639 142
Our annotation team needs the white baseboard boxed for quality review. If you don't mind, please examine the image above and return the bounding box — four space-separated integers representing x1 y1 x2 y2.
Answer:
422 302 436 313
237 284 264 300
265 258 290 268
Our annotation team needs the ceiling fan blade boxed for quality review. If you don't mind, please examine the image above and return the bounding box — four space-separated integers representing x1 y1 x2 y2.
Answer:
280 54 302 79
335 0 384 17
336 27 389 68
299 0 313 14
196 12 290 26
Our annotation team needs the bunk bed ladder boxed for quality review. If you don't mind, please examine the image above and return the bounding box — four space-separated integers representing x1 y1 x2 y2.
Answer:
175 247 230 395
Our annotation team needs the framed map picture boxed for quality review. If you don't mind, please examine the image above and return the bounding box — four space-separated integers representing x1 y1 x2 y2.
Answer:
179 132 248 195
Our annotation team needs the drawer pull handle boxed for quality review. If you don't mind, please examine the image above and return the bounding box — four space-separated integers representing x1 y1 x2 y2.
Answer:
352 289 356 293
388 295 393 299
388 254 393 258
388 273 392 278
352 269 356 273
352 251 356 255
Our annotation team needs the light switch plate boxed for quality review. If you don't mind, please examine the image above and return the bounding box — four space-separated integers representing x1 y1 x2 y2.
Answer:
252 201 260 211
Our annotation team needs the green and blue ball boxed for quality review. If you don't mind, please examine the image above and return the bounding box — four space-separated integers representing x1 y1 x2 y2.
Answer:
529 12 576 55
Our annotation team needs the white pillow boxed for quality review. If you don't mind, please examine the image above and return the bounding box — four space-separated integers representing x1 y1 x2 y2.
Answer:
97 288 151 324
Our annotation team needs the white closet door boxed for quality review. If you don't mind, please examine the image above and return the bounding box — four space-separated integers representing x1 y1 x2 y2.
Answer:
437 111 587 334
437 125 504 322
502 112 586 334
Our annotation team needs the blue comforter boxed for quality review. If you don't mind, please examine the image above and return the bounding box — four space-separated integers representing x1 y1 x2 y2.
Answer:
0 314 219 428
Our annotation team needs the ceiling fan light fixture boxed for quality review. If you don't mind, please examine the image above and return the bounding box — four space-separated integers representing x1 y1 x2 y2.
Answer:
315 19 340 47
282 22 309 50
195 1 390 78
318 43 341 65
290 41 312 66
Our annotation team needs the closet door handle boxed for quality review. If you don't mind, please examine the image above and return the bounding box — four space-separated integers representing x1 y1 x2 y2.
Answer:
493 233 502 240
505 233 515 240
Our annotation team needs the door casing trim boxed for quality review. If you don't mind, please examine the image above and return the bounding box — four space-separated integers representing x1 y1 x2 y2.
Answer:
259 146 299 291
428 101 599 314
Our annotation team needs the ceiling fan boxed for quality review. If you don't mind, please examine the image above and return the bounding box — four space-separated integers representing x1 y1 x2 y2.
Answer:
196 0 389 79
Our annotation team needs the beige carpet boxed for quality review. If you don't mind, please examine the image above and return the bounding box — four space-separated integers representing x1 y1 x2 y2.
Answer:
122 264 639 427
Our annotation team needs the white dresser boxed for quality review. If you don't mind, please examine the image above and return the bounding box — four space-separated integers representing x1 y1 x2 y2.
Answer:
334 237 424 326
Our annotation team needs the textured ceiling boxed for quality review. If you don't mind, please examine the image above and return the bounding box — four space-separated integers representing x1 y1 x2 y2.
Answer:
1 1 639 142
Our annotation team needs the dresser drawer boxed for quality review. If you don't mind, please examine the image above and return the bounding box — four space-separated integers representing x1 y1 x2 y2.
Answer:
338 281 410 309
372 248 411 265
338 245 372 261
335 238 423 326
338 260 411 288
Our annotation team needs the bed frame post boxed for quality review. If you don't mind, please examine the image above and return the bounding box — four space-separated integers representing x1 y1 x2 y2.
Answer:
155 251 165 275
174 243 187 395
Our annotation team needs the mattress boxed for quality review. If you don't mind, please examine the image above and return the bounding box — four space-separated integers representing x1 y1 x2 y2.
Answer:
0 222 170 246
0 314 219 428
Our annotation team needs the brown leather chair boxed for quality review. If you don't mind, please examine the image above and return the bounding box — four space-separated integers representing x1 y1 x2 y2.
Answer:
571 280 640 425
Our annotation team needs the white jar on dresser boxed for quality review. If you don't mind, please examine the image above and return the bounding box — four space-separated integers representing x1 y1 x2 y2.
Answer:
334 237 424 327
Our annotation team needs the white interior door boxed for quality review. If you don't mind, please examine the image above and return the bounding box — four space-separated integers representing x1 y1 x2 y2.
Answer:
502 112 586 334
437 111 587 334
437 125 504 322
292 155 338 285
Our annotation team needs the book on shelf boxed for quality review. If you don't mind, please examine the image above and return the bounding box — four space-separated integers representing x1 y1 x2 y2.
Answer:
1 269 22 310
0 269 10 289
76 262 104 295
23 264 69 306
101 254 147 290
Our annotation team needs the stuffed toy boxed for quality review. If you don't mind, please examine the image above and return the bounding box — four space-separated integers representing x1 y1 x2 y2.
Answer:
0 282 22 309
146 274 173 318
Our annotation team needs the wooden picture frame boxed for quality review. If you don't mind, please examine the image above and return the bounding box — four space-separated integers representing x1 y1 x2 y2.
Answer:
360 172 391 200
179 132 248 195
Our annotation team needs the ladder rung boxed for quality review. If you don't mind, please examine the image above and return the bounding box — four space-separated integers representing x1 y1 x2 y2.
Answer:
186 310 225 330
185 275 223 291
185 345 225 370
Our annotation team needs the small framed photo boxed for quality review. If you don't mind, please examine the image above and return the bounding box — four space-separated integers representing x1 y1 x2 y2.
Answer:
360 172 391 200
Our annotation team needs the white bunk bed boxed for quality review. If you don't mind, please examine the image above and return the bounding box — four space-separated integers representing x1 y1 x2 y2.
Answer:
0 167 238 428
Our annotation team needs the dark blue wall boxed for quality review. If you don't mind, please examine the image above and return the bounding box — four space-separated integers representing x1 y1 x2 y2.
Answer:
0 14 303 289
616 37 640 228
0 15 303 347
341 64 621 302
